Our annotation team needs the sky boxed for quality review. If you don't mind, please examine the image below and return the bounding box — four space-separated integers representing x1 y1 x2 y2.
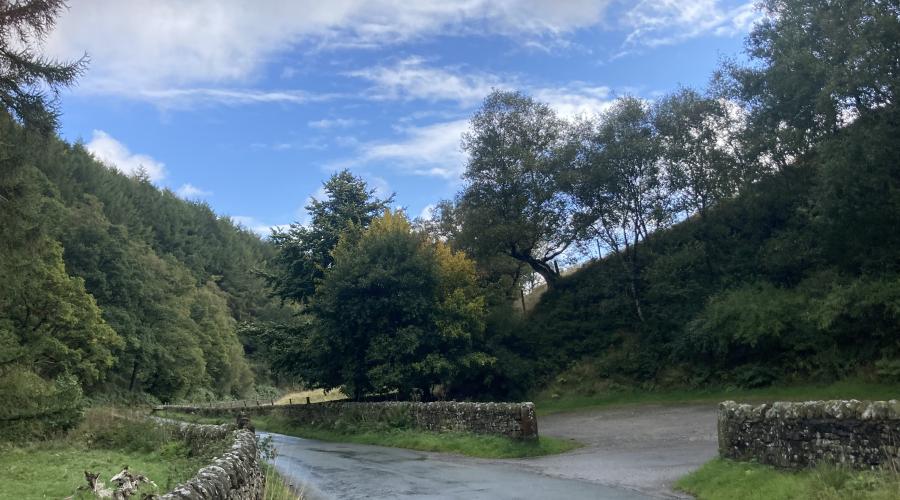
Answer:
45 0 761 236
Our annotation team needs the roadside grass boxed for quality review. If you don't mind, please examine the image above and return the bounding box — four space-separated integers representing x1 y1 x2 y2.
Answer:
676 458 900 500
275 388 347 405
263 463 304 500
0 408 228 500
160 411 580 459
533 379 900 415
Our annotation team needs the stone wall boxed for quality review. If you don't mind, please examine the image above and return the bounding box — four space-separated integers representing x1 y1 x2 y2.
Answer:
718 399 900 469
159 421 264 499
158 401 539 439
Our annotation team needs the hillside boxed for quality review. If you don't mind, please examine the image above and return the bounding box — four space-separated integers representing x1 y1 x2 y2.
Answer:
0 111 286 435
507 107 900 395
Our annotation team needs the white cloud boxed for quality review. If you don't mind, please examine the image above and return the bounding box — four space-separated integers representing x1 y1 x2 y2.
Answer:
622 0 760 49
86 130 166 182
176 183 212 198
230 215 289 237
308 118 367 129
533 84 614 118
350 58 614 118
418 203 436 220
48 1 610 96
349 56 505 105
354 119 470 179
115 87 329 108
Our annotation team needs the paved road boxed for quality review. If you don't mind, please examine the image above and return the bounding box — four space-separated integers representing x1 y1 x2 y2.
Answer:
509 404 719 498
265 404 718 499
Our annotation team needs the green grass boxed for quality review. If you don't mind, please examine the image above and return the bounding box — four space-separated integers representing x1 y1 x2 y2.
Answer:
0 408 230 500
676 459 900 500
160 410 580 459
263 463 303 500
533 379 900 415
0 444 216 500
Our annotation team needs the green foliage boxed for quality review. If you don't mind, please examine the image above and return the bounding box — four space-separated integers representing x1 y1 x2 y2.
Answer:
268 169 393 304
676 459 900 500
294 210 491 399
454 89 582 287
247 414 579 459
0 409 232 498
0 0 87 133
0 108 285 413
0 369 84 440
720 0 900 163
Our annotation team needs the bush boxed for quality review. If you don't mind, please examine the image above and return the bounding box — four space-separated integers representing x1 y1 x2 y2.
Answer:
0 368 84 441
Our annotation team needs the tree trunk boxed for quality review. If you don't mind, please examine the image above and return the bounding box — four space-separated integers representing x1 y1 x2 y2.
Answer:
509 246 560 289
128 360 139 392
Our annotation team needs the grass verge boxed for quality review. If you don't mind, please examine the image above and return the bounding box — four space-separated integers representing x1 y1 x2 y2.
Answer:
676 458 900 500
263 463 304 500
533 379 900 415
161 411 580 459
0 408 229 500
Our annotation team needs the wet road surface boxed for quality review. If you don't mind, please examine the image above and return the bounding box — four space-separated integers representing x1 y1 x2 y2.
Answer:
507 404 718 498
264 404 718 499
265 432 654 500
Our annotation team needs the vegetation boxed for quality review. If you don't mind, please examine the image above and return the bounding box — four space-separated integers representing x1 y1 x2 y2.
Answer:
533 378 900 416
676 459 900 500
163 411 579 459
419 0 900 398
0 408 230 499
2 0 899 452
1 1 288 437
263 464 303 500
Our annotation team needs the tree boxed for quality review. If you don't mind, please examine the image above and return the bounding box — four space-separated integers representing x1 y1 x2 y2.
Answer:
654 88 750 219
720 0 900 164
268 170 393 304
569 97 671 322
299 211 490 400
457 90 584 289
0 0 87 132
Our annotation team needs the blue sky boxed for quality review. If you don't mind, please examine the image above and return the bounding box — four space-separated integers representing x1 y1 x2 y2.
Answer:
46 0 759 235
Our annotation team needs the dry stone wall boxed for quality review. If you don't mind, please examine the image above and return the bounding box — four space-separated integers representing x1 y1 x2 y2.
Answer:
718 399 900 469
159 401 539 439
159 422 264 500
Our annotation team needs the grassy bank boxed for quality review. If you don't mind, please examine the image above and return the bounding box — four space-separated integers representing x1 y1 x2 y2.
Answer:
677 459 900 500
533 379 900 415
0 409 229 500
161 411 579 459
263 463 304 500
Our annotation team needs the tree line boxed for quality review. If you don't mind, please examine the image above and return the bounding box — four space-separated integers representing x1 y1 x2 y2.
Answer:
265 0 900 398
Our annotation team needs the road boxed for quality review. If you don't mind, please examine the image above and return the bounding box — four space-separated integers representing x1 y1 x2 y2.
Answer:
265 404 718 499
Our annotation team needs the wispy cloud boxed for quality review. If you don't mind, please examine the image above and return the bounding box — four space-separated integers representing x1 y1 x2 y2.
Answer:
47 1 610 96
308 118 368 129
621 0 759 50
348 56 506 105
176 183 212 199
350 59 615 118
86 130 166 182
342 119 470 179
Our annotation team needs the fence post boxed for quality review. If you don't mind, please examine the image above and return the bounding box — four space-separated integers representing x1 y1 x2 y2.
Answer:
306 396 311 404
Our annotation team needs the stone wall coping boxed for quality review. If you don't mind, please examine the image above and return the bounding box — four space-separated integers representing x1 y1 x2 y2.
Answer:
720 399 900 422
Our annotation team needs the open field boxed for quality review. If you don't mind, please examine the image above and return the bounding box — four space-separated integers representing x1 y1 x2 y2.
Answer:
677 459 900 500
276 389 348 405
0 409 229 500
534 379 900 415
0 445 209 499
